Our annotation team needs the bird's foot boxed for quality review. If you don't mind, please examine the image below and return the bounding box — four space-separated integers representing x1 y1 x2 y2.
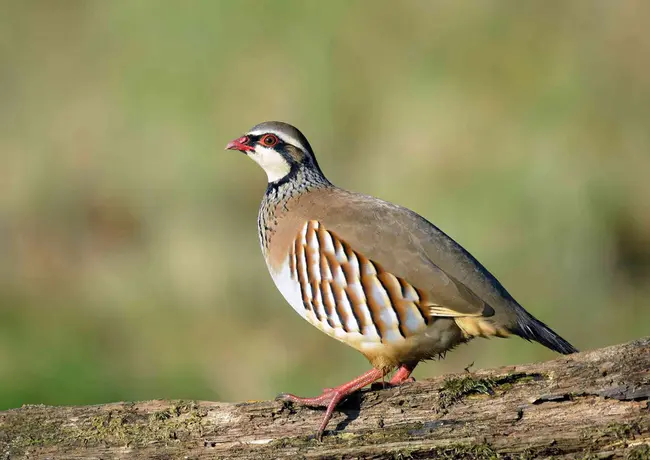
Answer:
276 389 338 408
275 368 384 441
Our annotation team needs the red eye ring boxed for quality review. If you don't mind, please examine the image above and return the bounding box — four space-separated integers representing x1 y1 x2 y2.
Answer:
261 134 279 147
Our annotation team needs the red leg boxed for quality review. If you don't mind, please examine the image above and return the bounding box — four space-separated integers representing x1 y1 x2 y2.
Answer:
388 362 417 385
276 368 384 440
371 362 417 390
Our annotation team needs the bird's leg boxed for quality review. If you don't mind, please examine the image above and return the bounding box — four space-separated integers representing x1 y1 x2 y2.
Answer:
388 362 417 385
371 362 418 390
276 368 385 440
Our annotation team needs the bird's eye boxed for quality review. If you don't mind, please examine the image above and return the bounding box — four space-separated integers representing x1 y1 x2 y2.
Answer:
261 134 278 147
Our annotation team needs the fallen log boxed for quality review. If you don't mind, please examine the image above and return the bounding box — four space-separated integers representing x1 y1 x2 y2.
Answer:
1 337 649 459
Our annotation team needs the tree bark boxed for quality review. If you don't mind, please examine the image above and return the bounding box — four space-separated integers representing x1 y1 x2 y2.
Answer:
1 338 649 459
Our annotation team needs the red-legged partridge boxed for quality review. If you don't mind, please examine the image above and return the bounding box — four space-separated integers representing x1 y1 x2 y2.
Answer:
226 121 577 440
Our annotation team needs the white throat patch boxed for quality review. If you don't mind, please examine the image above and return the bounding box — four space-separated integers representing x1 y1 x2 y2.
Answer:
248 146 291 183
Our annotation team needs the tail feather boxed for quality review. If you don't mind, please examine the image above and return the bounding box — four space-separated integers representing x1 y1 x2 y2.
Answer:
512 310 578 355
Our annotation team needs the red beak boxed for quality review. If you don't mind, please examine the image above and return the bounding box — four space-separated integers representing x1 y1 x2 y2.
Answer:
225 136 254 152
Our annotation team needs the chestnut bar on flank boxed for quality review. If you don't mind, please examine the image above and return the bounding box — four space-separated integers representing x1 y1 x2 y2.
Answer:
225 121 577 440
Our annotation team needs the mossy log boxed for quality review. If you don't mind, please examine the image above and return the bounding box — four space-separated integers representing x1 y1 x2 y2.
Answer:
1 338 649 459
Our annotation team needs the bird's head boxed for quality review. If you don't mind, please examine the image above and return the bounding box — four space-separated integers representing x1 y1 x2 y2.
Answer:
226 121 325 184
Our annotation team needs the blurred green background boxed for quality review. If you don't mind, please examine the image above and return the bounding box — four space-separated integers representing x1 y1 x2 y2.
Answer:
1 1 649 411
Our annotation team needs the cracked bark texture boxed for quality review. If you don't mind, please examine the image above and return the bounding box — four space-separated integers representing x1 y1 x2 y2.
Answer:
1 338 649 459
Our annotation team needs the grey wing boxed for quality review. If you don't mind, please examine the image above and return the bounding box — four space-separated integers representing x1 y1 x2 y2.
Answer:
311 193 497 320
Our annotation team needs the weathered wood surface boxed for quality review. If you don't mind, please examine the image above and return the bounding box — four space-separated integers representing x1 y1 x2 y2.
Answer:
1 338 649 459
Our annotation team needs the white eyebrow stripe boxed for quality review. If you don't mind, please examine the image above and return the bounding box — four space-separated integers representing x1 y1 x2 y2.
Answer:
247 129 307 153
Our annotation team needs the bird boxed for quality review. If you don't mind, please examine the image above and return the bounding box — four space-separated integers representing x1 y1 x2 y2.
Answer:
225 121 578 440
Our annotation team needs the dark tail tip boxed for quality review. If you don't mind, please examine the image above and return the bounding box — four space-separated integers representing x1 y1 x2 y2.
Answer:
512 312 578 355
